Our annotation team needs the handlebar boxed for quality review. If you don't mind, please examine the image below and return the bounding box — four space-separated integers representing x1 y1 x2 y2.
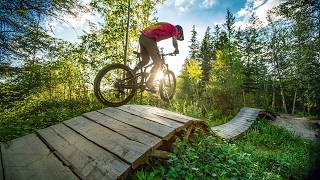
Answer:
161 53 177 57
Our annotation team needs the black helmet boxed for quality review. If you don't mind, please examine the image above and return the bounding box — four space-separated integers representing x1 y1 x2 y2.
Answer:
175 25 184 41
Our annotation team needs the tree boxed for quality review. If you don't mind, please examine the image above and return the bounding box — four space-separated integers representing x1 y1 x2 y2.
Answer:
82 0 162 68
188 25 200 59
239 13 266 107
278 0 320 115
199 27 214 85
0 0 85 62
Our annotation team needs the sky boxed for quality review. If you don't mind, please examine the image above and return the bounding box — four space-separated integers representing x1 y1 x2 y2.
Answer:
50 0 281 75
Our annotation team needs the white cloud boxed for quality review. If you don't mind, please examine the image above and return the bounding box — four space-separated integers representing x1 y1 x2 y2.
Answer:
237 7 250 18
234 0 281 29
173 0 195 13
64 12 97 29
253 0 265 8
46 0 102 36
172 0 217 13
255 0 280 24
201 0 217 9
46 5 102 37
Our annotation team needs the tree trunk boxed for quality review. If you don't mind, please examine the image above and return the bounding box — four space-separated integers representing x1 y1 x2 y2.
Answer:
279 80 288 113
272 81 276 111
49 70 52 100
291 88 297 114
83 83 87 100
263 82 268 108
64 83 66 100
68 82 72 101
242 90 246 107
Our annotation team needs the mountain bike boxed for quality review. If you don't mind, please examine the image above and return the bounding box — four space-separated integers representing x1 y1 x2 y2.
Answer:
94 51 177 107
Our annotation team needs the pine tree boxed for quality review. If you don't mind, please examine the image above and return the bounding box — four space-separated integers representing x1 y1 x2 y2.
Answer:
188 25 199 59
225 8 235 40
199 27 214 84
240 13 265 106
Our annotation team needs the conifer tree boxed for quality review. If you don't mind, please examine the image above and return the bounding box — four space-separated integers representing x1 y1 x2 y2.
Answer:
188 25 200 59
199 27 213 84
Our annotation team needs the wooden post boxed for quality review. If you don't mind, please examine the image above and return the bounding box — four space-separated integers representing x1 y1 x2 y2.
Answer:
124 0 131 66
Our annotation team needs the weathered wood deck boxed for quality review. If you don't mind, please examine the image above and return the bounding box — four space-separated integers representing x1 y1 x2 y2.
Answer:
211 107 275 139
0 105 273 180
0 105 206 180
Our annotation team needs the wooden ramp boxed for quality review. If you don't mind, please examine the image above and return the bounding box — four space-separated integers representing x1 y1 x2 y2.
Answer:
211 107 274 139
0 105 206 180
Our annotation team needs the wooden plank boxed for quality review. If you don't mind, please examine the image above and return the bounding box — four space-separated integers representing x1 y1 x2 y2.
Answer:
145 106 198 122
0 145 3 180
236 115 257 119
83 111 162 148
125 105 192 124
1 134 77 180
38 124 130 180
64 116 149 168
98 108 174 139
225 121 251 126
117 106 186 130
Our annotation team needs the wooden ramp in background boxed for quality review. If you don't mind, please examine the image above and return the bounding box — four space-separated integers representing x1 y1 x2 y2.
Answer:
211 107 274 139
0 105 206 180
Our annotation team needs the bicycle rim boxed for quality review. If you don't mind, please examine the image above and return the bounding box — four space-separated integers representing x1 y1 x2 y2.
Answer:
160 70 176 101
94 64 136 107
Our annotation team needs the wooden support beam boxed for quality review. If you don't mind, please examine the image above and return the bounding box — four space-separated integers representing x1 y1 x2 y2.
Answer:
184 126 193 141
150 150 170 159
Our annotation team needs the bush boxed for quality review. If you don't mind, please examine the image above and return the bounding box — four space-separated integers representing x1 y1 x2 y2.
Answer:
0 95 103 142
134 120 315 180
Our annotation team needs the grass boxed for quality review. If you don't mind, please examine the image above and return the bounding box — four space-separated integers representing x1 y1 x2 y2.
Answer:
132 120 318 180
0 95 103 142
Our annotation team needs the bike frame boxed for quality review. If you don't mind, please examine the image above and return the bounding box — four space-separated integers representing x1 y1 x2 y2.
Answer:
117 52 173 92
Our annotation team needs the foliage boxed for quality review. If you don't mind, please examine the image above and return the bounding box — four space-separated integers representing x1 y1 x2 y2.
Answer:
199 27 214 84
178 59 202 101
0 0 85 61
0 95 103 142
134 120 315 180
188 25 200 59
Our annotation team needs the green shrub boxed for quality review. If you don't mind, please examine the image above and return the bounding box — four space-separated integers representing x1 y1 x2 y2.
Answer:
134 120 314 180
0 95 103 142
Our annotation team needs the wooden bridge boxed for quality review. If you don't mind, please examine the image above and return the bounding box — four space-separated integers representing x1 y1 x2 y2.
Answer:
0 105 273 180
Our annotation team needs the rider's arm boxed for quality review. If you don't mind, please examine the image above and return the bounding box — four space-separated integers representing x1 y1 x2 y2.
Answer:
172 36 179 54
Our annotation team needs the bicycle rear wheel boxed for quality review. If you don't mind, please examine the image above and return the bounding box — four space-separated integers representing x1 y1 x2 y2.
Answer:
159 70 176 101
94 63 136 107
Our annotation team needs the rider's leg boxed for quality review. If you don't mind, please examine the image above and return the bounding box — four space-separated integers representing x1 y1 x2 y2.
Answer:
146 60 160 86
139 35 162 90
133 35 150 73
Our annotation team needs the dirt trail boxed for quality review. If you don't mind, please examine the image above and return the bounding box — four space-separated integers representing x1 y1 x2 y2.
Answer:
271 114 320 140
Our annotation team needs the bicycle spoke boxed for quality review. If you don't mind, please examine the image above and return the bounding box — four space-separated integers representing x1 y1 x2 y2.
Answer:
159 71 176 101
98 67 135 104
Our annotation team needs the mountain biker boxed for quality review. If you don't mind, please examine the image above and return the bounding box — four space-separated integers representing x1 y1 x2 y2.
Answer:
133 22 184 93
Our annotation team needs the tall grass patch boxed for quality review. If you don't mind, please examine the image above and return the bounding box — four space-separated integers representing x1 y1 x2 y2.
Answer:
133 120 316 179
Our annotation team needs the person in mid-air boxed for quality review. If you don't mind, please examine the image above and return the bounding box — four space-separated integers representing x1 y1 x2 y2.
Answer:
133 22 184 93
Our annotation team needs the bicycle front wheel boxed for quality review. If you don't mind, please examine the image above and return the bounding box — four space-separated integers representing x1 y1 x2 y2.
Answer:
159 70 176 101
94 63 136 107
